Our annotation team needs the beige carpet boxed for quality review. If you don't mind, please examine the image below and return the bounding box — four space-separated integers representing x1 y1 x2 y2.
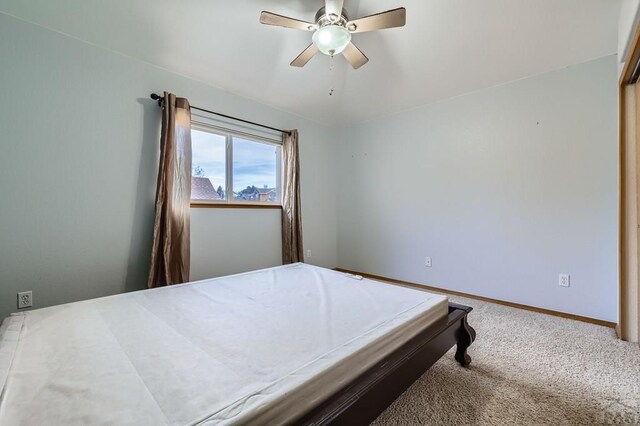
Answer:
372 295 640 426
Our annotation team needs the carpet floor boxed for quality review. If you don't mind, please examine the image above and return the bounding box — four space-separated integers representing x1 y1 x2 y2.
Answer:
372 295 640 426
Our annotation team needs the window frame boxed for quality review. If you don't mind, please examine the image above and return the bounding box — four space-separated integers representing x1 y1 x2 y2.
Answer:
190 121 283 209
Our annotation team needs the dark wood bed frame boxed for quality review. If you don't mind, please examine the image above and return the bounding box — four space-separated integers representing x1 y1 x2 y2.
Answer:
295 303 476 425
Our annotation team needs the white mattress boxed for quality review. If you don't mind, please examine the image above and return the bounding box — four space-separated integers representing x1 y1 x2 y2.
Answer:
0 263 448 425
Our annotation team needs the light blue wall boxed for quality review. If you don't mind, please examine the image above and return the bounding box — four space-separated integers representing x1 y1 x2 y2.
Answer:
0 12 620 323
338 56 619 322
0 14 338 320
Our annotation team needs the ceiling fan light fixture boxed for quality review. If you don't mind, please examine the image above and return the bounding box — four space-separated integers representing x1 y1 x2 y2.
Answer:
312 25 352 56
260 4 406 69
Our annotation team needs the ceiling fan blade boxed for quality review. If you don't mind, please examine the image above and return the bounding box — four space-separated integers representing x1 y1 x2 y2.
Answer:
342 42 369 69
347 7 406 34
325 0 345 20
291 44 320 67
260 11 318 31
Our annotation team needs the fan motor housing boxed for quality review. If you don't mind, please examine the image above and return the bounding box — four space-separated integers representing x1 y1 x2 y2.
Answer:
315 7 349 26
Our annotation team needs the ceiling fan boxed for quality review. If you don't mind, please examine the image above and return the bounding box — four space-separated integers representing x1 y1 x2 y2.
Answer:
260 0 406 69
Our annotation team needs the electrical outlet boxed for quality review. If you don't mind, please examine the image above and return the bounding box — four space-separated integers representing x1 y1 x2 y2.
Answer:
559 274 570 288
425 257 432 267
306 249 312 259
17 291 32 309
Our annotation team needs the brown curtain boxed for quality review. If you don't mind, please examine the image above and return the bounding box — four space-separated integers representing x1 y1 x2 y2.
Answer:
281 129 304 264
147 92 192 288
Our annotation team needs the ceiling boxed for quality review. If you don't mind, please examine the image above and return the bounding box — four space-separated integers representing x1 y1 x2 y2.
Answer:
0 0 620 125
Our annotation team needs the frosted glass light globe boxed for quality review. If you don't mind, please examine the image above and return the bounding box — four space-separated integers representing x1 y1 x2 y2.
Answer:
312 25 352 56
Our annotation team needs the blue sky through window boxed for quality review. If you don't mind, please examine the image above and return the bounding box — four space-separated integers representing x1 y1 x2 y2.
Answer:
192 129 225 190
191 129 278 197
233 137 277 192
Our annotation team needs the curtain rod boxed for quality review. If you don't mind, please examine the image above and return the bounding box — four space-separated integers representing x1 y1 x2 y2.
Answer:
150 93 291 136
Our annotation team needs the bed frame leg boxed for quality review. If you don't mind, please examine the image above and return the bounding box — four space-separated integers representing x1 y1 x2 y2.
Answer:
454 314 476 367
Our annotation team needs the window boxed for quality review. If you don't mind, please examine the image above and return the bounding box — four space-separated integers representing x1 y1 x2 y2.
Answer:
191 125 282 206
191 129 226 202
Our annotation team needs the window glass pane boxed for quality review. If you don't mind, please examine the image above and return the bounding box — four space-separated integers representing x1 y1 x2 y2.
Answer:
233 138 280 203
191 129 226 201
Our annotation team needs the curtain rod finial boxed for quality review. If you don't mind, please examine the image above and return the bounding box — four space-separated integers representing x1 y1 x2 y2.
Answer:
150 93 163 106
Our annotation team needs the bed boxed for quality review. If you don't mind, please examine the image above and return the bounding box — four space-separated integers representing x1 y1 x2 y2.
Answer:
0 263 475 425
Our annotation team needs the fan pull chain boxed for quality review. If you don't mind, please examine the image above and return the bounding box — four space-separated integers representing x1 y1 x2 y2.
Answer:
329 55 335 96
